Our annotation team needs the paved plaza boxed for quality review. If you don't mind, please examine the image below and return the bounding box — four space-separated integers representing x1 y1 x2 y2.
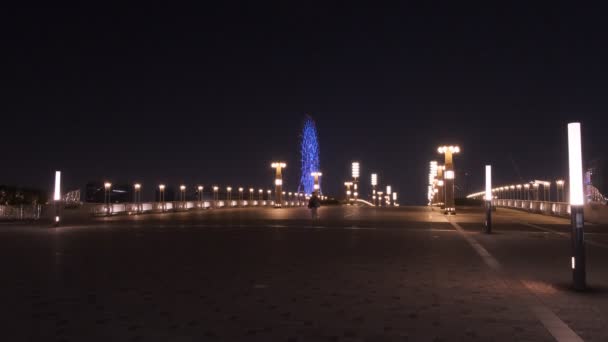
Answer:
1 206 608 341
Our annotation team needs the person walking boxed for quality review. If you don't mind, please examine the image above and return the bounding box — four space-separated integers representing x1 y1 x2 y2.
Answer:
308 191 321 220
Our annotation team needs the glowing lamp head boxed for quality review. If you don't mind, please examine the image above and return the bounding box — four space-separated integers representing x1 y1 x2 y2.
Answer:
227 187 232 192
311 171 322 177
271 162 287 169
198 186 203 191
371 173 378 186
104 182 112 190
524 184 530 189
249 188 254 192
351 162 360 179
313 184 320 190
438 146 460 154
238 187 243 192
267 190 271 194
134 183 141 190
485 165 492 201
568 122 584 205
386 185 392 195
258 189 263 193
180 185 186 191
275 179 283 186
159 184 165 190
438 180 444 186
445 170 455 180
213 186 219 191
393 192 397 200
556 180 565 186
516 185 522 189
53 171 61 201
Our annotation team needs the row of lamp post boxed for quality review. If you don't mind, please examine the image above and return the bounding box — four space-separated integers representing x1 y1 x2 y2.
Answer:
429 146 460 215
346 162 397 206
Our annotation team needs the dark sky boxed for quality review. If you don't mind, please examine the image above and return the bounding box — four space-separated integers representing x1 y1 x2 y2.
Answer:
2 3 608 204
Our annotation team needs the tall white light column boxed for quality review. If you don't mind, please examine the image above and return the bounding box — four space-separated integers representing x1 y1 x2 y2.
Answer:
485 165 492 234
568 122 586 290
53 171 61 226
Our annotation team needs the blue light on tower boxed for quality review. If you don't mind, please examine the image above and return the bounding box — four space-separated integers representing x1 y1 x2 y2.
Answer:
299 116 320 195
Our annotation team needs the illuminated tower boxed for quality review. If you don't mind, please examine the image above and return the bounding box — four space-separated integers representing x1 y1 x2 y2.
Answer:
299 115 321 195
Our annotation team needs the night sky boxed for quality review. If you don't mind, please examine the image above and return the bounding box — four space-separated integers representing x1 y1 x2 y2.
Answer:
3 3 608 204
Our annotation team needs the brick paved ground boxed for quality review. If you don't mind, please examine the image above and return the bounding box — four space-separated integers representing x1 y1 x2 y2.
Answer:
0 206 606 341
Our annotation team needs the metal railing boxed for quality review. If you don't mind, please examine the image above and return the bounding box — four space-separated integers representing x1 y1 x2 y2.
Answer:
0 204 42 220
493 199 571 217
91 199 306 216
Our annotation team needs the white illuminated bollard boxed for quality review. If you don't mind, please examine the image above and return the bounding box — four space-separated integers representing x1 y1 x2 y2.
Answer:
53 171 61 226
568 122 586 290
485 165 492 234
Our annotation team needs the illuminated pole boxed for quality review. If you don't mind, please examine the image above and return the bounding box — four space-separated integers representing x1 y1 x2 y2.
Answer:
238 187 244 205
271 162 287 208
213 186 219 207
524 184 530 201
258 188 263 201
198 186 204 207
249 188 254 201
377 191 383 207
437 165 444 208
352 162 360 201
53 171 61 226
392 192 397 206
104 182 112 214
485 165 492 234
371 173 378 206
288 192 293 205
386 185 392 206
438 146 460 214
267 190 272 203
311 172 322 194
227 186 232 202
159 184 166 211
134 183 142 212
533 183 539 201
344 182 353 203
568 122 586 290
180 185 186 206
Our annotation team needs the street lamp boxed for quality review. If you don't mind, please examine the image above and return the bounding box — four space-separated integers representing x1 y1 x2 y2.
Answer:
392 192 398 206
371 173 378 205
568 122 586 290
352 162 360 200
159 184 166 211
377 191 383 207
386 185 392 206
271 162 287 208
198 185 204 205
524 184 530 200
227 186 232 202
533 182 540 201
134 183 142 212
238 187 244 202
267 189 272 202
344 181 353 203
53 171 61 226
438 146 460 214
180 185 186 205
485 165 492 234
258 188 263 201
545 181 551 202
311 171 322 193
104 182 112 214
249 188 254 201
213 186 219 206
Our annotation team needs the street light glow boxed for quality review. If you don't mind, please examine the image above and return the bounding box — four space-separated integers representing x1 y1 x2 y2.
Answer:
445 171 455 180
568 122 584 205
485 165 492 201
134 183 141 190
371 173 377 186
54 171 61 201
104 182 112 190
352 162 360 179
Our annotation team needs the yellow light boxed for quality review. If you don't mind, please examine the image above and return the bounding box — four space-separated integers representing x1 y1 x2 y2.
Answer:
159 184 165 190
271 162 287 168
275 179 283 186
445 171 455 180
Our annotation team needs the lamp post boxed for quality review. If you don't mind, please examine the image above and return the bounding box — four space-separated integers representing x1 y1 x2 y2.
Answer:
545 181 551 202
568 122 586 290
271 162 287 208
344 181 353 203
134 183 142 212
249 188 254 201
556 180 565 202
53 171 61 226
227 186 232 203
213 186 219 207
104 182 112 214
377 191 383 207
180 185 186 207
438 146 460 214
198 186 204 207
352 162 360 200
311 171 322 194
386 185 392 206
437 165 444 208
533 183 539 201
371 173 378 206
392 192 398 206
485 165 492 234
516 185 522 200
267 190 272 203
258 188 263 201
159 184 166 211
524 184 530 201
238 187 244 205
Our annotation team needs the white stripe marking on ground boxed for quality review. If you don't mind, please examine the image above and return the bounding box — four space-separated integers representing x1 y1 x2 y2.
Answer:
518 221 608 249
446 218 584 342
